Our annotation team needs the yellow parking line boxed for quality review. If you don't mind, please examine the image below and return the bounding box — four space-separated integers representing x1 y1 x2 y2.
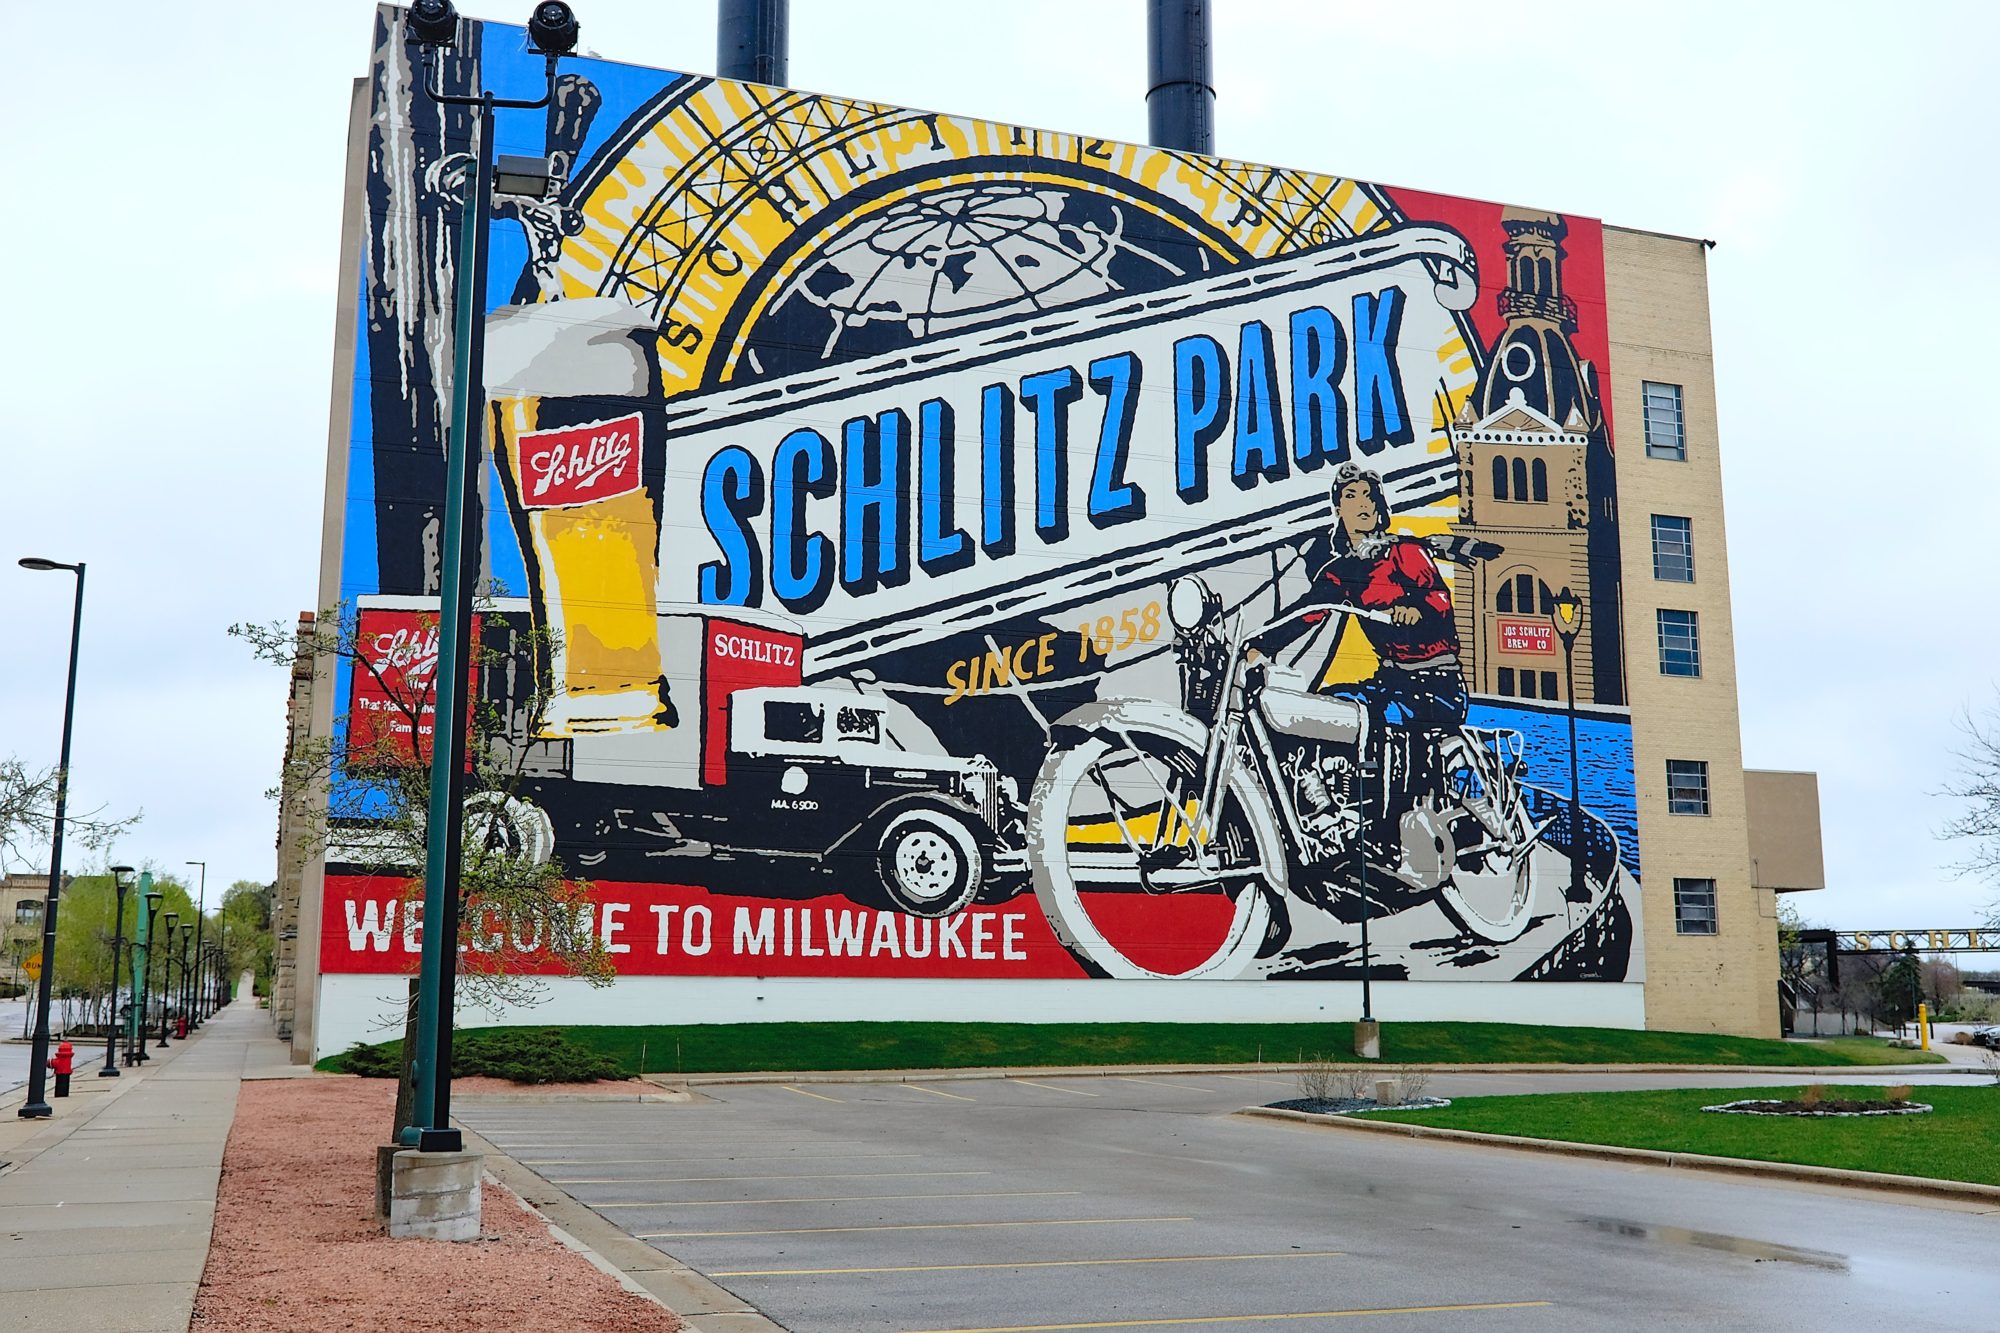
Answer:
1218 1074 1292 1086
712 1251 1347 1277
887 1301 1552 1332
1011 1079 1101 1097
549 1170 991 1185
902 1083 976 1101
523 1152 920 1166
1120 1077 1216 1093
643 1216 1193 1239
597 1190 1079 1208
781 1084 844 1103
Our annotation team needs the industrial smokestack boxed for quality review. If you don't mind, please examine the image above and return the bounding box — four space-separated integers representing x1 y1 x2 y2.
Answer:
1147 0 1214 155
717 0 789 86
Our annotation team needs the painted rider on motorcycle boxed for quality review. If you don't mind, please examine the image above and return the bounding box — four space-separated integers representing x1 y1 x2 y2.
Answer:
1252 462 1469 734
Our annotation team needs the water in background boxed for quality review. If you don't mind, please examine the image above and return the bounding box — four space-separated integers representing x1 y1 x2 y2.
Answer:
1467 701 1640 880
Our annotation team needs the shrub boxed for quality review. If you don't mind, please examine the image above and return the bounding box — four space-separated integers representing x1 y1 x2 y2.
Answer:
330 1028 622 1084
1800 1083 1826 1108
1340 1065 1375 1102
1396 1064 1432 1102
1295 1054 1338 1102
336 1040 403 1079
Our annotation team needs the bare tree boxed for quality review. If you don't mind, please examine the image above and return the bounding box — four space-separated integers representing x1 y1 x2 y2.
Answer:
1940 696 2000 925
0 757 140 873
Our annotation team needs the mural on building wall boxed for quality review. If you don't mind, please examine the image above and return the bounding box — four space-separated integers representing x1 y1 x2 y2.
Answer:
325 6 1642 986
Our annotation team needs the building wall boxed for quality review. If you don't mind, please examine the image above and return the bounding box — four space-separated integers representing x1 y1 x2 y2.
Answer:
1605 227 1777 1037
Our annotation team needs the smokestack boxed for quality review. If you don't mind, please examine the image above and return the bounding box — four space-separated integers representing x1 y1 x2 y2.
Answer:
1147 0 1214 155
717 0 789 86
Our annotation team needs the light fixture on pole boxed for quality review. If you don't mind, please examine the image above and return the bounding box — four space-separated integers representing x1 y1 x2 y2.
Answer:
400 0 582 1155
135 886 162 1063
101 865 135 1077
158 912 177 1046
186 860 206 1025
16 556 86 1120
1552 587 1586 913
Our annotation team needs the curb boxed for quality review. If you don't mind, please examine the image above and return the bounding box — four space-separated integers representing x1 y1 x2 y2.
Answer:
457 1122 788 1333
1235 1105 2000 1205
653 1059 1969 1087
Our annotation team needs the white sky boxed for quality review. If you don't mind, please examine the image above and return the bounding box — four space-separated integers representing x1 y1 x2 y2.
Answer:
2 1 1995 927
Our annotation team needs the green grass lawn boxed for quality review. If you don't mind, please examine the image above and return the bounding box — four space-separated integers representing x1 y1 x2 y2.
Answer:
316 1020 1940 1076
1371 1084 2000 1185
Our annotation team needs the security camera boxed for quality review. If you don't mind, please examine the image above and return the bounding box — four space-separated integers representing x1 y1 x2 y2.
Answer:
407 0 459 47
526 2 580 56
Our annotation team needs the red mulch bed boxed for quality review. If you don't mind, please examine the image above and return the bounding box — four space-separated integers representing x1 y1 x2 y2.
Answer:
192 1078 683 1332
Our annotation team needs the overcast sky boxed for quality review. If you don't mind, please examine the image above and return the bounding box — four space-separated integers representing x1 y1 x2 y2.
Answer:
2 1 1995 927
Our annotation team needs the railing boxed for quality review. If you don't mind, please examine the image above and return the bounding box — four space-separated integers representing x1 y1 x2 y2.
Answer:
1497 289 1578 331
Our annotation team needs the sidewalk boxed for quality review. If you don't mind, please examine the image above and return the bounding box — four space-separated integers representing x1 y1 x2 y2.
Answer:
0 993 287 1333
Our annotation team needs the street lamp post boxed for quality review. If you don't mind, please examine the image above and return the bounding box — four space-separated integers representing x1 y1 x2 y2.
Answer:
135 888 162 1063
1552 588 1586 915
101 865 135 1077
1354 753 1380 1058
178 923 195 1035
157 912 177 1047
186 861 206 1026
400 0 581 1154
10 941 27 1039
16 555 87 1120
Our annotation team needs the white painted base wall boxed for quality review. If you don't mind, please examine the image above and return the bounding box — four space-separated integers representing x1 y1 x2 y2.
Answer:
311 973 1647 1063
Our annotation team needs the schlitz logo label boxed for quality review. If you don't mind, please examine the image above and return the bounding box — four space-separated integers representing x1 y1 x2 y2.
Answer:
516 412 643 509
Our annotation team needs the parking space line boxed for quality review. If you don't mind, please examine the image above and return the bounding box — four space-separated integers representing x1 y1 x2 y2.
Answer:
1120 1077 1216 1093
901 1083 977 1101
712 1251 1347 1277
548 1170 992 1185
1011 1079 1100 1097
642 1216 1193 1239
885 1301 1553 1331
596 1190 1080 1208
1218 1074 1292 1087
522 1152 922 1166
781 1084 845 1103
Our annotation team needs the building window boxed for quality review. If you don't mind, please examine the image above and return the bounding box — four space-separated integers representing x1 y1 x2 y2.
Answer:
1541 670 1560 700
1651 514 1694 582
1643 382 1685 460
1657 609 1701 677
1511 456 1529 500
1491 456 1509 501
1666 759 1710 815
14 899 39 925
1497 667 1515 696
1520 669 1538 699
1530 457 1549 502
1673 878 1718 934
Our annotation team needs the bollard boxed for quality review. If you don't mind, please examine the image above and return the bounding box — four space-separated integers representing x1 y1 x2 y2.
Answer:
1918 1002 1930 1052
1372 1077 1402 1107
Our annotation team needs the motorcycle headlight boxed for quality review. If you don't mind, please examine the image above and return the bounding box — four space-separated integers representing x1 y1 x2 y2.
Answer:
1168 575 1220 632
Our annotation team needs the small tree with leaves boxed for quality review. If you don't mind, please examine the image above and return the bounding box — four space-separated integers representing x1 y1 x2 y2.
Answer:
0 757 140 875
233 598 612 1135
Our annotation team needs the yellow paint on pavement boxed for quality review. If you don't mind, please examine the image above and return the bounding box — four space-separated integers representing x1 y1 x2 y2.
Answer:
782 1084 844 1102
713 1251 1347 1277
1121 1077 1216 1093
643 1215 1193 1239
902 1083 976 1101
886 1301 1553 1332
1012 1079 1101 1097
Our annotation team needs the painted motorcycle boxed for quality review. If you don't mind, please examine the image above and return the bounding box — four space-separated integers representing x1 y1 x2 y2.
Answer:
1024 574 1543 979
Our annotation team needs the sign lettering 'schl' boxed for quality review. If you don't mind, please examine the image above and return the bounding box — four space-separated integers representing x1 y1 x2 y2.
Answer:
518 412 643 509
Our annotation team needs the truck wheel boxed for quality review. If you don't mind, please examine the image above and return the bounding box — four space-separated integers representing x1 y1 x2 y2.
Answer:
876 809 983 918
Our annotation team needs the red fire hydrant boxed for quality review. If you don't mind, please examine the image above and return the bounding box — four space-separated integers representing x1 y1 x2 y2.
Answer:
176 1015 189 1040
50 1040 75 1098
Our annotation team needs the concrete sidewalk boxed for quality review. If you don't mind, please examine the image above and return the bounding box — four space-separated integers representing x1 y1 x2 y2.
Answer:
0 993 288 1333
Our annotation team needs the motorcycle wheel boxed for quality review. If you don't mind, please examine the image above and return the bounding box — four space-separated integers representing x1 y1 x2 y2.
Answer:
460 791 556 868
1027 729 1281 980
875 807 984 919
1431 737 1536 944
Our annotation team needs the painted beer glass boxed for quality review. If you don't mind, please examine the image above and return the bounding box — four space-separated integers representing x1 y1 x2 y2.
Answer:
486 298 671 735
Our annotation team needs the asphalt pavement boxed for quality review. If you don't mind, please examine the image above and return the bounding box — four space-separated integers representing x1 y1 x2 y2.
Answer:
456 1066 2000 1333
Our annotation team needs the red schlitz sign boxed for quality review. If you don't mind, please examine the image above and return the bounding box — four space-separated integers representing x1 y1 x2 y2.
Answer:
1496 617 1555 655
514 412 643 509
347 608 481 767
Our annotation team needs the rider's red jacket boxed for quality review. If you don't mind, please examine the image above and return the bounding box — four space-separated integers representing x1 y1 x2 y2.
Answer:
1262 534 1458 666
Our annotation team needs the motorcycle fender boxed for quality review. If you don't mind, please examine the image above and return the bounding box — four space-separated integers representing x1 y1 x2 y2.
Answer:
1045 699 1211 754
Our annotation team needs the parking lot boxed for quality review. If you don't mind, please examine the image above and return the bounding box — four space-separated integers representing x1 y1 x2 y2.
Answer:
457 1070 2000 1332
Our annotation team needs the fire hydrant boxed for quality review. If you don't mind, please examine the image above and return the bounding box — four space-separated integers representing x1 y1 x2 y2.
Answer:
50 1040 75 1098
176 1015 189 1040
